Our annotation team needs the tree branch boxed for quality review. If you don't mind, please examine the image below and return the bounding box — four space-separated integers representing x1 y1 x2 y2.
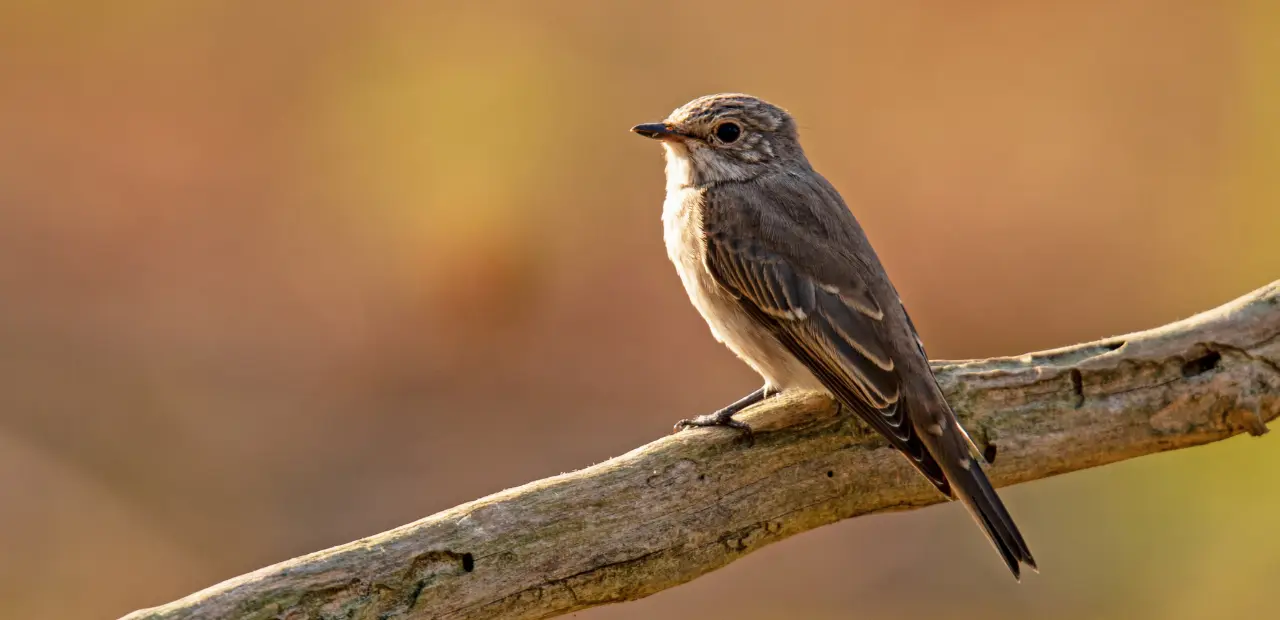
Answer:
121 282 1280 620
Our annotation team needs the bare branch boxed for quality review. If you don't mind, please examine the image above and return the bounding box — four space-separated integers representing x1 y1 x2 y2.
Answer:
121 281 1280 620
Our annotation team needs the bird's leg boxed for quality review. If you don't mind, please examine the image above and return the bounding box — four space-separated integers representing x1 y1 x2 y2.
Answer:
673 385 775 433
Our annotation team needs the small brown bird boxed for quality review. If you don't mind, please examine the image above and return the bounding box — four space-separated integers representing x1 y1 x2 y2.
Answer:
632 93 1036 579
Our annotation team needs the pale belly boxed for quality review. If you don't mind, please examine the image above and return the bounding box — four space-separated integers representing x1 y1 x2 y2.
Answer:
662 190 823 392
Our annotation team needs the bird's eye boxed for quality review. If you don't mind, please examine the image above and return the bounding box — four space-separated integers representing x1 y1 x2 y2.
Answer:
714 122 741 144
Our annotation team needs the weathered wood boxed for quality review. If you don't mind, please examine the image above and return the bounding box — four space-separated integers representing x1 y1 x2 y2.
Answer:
121 281 1280 620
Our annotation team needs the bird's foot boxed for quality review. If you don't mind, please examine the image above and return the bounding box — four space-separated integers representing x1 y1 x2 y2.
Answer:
672 385 773 435
673 408 753 434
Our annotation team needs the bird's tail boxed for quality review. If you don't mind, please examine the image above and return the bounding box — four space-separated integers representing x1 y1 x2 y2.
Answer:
941 453 1037 580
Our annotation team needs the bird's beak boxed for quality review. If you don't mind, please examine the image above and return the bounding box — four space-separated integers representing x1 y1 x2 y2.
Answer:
631 123 686 141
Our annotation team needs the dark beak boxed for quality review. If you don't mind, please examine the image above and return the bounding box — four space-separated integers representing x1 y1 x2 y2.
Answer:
631 123 684 141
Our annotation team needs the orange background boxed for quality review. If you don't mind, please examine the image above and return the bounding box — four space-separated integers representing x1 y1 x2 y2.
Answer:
1 2 1278 619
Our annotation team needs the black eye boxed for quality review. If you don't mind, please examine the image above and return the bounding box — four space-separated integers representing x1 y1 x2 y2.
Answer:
714 122 741 143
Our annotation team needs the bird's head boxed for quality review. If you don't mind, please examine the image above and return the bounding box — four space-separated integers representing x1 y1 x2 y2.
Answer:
632 93 805 189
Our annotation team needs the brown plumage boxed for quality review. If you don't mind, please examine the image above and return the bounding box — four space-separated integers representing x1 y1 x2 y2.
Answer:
633 93 1036 579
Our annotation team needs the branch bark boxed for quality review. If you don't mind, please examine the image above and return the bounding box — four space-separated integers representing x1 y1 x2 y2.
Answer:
121 281 1280 620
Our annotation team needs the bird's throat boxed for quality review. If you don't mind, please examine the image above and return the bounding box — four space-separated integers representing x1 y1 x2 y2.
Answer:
662 143 696 192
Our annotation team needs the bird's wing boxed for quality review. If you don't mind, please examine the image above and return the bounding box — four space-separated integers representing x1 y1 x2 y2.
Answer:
700 182 1037 577
700 211 949 493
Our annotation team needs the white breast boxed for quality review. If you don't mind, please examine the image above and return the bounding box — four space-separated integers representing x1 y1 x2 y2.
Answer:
662 187 725 341
660 145 727 341
659 177 820 392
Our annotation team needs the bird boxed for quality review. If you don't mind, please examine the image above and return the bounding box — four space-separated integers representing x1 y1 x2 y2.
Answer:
631 93 1036 579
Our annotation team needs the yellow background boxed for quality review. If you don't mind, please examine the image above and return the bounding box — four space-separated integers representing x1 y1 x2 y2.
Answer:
1 2 1277 618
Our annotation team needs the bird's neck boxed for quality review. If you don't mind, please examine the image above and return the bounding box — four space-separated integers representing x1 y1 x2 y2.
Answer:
663 142 773 192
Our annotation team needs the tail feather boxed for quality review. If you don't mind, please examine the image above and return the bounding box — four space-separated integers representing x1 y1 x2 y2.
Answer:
944 455 1036 579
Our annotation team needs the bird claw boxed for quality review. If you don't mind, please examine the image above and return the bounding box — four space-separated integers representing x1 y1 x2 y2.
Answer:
673 411 754 435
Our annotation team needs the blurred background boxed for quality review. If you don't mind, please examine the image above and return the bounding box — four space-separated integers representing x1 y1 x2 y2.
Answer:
1 1 1278 618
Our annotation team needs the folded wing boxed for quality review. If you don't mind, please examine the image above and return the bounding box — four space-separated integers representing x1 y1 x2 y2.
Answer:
704 232 949 493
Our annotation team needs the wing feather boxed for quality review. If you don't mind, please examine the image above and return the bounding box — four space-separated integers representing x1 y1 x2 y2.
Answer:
703 233 948 490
